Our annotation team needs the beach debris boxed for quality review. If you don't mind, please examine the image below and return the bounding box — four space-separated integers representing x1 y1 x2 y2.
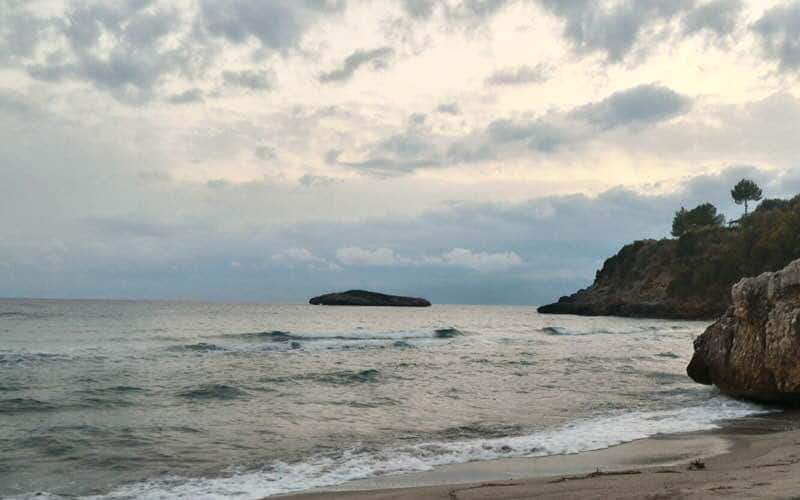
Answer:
689 459 706 470
548 468 642 483
448 482 516 500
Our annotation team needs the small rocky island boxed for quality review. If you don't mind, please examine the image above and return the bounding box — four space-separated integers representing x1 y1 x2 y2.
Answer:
309 290 431 307
687 258 800 404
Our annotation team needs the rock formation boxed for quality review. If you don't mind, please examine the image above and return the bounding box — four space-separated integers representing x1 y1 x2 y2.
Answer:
309 290 431 307
539 198 800 320
687 259 800 404
537 238 733 320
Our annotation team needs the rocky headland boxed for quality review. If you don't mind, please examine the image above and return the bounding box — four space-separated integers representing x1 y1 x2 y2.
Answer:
309 290 431 307
537 238 733 320
538 197 800 320
687 259 800 404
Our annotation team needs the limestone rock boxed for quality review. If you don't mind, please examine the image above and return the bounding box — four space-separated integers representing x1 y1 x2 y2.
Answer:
687 259 800 404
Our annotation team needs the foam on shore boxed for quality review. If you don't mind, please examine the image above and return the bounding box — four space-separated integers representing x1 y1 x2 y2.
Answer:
48 395 768 500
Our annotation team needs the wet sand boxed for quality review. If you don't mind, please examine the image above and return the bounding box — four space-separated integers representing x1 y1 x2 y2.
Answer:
281 412 800 499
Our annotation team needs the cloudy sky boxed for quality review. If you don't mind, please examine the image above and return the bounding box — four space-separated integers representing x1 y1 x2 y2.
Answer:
2 0 800 304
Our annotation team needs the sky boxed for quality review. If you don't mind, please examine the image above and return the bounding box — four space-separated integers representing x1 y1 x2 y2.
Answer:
1 0 800 304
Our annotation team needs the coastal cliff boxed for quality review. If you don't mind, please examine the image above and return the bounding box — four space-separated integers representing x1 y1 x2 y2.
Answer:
539 197 800 320
309 290 431 307
687 259 800 404
537 235 736 319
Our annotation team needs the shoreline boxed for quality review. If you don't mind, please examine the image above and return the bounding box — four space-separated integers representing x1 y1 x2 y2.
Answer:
280 411 800 499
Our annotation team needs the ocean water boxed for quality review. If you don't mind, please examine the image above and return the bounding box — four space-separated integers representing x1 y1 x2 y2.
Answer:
0 299 766 499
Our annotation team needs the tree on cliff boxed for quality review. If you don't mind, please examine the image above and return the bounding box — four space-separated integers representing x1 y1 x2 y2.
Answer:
731 179 763 217
671 203 725 237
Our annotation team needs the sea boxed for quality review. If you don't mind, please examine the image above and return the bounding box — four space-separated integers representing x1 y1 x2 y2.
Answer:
0 299 767 499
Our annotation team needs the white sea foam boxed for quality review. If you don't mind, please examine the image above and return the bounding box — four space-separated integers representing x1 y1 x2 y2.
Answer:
72 396 767 500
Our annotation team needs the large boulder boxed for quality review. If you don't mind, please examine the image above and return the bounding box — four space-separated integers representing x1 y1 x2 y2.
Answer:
309 290 431 307
687 259 800 404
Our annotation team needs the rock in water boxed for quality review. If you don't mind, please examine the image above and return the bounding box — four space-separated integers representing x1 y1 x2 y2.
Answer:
687 259 800 404
309 290 431 307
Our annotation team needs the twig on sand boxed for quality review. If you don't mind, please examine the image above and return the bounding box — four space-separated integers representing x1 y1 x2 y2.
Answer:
448 482 517 500
745 457 800 469
548 468 642 483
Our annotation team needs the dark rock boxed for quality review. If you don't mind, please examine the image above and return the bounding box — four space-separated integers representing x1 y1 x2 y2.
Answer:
687 259 800 404
309 290 431 307
688 459 706 471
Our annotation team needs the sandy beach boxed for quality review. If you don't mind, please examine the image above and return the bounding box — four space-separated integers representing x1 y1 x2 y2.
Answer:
283 411 800 500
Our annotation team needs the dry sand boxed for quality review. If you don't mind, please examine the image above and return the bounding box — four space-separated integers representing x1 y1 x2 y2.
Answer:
281 412 800 499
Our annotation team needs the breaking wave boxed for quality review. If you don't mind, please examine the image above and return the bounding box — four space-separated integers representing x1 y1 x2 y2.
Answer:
70 395 767 500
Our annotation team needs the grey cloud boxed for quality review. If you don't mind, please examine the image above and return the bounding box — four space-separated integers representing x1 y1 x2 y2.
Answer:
0 89 41 117
753 2 800 71
63 1 174 50
398 0 513 24
0 89 795 304
379 129 435 157
408 112 427 125
222 69 276 90
402 0 438 19
87 216 178 239
255 146 277 161
168 88 204 104
206 179 232 189
535 0 694 62
526 124 578 153
21 1 195 103
0 3 49 63
335 157 438 177
330 118 441 176
397 0 735 62
298 174 339 187
333 115 571 178
137 170 172 184
683 0 742 37
445 140 496 163
486 118 577 152
337 83 690 177
325 149 342 164
445 0 514 22
485 64 550 86
319 46 395 83
436 102 461 115
6 0 336 103
197 0 346 52
272 165 791 304
596 91 800 171
570 84 691 130
486 119 542 142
